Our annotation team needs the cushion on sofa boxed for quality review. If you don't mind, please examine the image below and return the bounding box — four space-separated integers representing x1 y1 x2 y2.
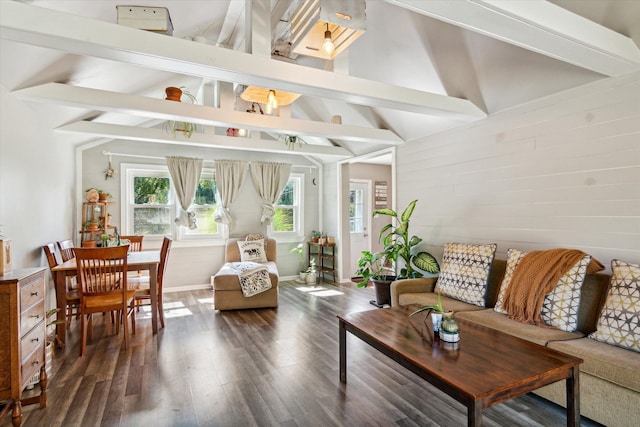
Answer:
434 242 497 307
589 259 640 353
548 337 640 392
237 239 268 263
213 262 279 291
456 309 584 346
399 293 487 313
494 248 591 332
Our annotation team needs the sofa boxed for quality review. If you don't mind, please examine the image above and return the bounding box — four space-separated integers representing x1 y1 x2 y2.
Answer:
391 249 640 427
212 237 279 310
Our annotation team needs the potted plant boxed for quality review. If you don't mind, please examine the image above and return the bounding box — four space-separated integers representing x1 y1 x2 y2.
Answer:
162 87 199 138
354 250 395 306
373 199 440 279
305 258 318 285
354 199 440 307
409 292 458 342
311 230 322 243
98 190 111 202
282 134 307 150
289 242 307 282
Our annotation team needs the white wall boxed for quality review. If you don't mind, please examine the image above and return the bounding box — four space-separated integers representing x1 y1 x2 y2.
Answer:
396 72 640 272
0 85 76 307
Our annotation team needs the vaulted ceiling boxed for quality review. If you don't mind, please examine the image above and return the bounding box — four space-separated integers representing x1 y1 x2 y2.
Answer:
1 0 639 163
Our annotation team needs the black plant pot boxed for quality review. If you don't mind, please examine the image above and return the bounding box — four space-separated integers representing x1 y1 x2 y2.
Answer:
370 276 396 307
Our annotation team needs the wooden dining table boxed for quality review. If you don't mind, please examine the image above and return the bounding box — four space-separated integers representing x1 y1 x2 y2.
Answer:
51 250 160 347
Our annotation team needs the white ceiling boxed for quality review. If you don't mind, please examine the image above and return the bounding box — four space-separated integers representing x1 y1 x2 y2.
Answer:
1 0 639 163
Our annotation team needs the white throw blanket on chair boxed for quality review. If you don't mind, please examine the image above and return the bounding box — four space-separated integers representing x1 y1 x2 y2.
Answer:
227 262 272 297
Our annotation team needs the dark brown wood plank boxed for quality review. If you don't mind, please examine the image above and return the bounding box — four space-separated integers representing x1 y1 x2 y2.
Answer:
3 281 602 427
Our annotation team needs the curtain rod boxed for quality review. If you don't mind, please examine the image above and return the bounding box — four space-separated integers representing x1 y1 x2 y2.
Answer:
101 151 317 169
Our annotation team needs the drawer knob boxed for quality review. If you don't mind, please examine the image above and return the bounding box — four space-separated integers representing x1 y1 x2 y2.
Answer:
31 291 39 296
30 314 41 319
31 337 40 342
33 360 41 366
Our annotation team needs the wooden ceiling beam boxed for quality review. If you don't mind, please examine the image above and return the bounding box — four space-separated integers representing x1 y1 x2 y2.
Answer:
0 1 486 121
56 121 353 159
14 83 403 145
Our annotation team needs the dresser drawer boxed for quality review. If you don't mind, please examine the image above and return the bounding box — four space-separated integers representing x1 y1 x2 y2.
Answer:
21 321 45 363
20 275 45 312
20 298 45 335
21 341 45 386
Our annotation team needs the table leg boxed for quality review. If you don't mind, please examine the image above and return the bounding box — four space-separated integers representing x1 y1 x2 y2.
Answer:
149 264 158 334
566 366 580 427
468 401 482 427
54 270 68 348
339 319 347 383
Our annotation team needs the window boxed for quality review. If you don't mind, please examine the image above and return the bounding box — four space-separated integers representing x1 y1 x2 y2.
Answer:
350 185 365 233
184 171 218 236
270 173 303 237
123 164 222 240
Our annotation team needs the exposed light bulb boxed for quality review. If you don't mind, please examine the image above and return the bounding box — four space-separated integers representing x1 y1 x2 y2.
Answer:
322 23 335 55
266 90 278 114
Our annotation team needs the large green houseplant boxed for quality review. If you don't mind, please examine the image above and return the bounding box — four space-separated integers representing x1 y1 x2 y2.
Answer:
374 199 440 279
354 199 440 306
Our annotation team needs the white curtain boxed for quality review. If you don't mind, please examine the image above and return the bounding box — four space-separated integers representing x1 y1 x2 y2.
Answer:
249 161 292 225
214 160 248 226
166 156 203 230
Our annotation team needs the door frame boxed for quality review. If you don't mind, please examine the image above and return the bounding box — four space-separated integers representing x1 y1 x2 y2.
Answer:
337 147 396 283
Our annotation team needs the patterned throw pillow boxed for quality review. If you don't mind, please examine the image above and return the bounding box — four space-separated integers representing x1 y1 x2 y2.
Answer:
494 248 590 332
246 233 267 251
589 260 640 352
494 249 526 314
434 243 497 307
237 239 268 263
541 255 590 331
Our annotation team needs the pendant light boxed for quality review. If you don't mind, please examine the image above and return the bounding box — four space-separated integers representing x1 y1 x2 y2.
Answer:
322 23 335 55
266 90 278 114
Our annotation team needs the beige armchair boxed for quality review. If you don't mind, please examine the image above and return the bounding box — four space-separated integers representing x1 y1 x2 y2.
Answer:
212 237 279 310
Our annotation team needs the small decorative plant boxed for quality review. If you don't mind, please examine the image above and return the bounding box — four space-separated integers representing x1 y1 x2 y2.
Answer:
282 135 307 150
46 308 68 348
163 87 199 138
290 243 306 274
409 291 445 317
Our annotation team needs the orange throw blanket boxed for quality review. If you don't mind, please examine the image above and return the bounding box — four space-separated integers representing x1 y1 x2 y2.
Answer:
502 248 604 326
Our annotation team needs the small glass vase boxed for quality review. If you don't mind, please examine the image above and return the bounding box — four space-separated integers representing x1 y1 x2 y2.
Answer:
440 311 460 343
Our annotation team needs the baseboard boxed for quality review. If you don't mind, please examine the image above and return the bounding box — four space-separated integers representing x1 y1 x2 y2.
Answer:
163 283 211 293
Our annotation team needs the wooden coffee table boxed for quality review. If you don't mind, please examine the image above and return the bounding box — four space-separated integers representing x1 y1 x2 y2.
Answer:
338 306 583 427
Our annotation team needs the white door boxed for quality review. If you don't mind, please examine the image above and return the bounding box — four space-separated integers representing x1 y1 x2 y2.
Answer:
349 180 371 277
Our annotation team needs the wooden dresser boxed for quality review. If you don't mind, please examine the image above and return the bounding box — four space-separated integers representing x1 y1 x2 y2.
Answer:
0 268 48 426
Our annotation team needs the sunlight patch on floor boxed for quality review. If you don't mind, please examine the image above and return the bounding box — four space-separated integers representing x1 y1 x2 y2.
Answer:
295 285 344 297
136 301 194 318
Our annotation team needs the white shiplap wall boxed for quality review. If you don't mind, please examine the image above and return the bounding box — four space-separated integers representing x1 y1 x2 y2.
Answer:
397 72 640 272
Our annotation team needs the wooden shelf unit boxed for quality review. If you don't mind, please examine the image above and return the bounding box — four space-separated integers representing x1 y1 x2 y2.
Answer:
308 242 337 283
79 201 115 244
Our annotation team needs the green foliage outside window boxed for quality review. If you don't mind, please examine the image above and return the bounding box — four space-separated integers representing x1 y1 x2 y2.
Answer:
273 182 295 232
134 177 170 204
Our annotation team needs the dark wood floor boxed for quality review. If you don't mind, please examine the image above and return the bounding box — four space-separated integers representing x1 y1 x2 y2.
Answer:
6 280 602 427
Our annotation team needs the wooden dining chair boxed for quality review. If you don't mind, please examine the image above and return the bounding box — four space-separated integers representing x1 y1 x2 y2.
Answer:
130 237 172 330
74 245 136 356
57 239 75 262
43 243 81 328
120 235 144 252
